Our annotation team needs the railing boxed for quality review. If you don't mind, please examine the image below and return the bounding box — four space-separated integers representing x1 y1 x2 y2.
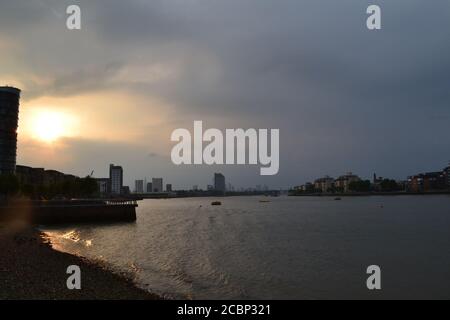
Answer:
104 199 138 206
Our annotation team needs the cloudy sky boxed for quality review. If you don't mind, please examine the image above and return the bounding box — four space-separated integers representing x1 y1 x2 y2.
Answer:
1 0 449 189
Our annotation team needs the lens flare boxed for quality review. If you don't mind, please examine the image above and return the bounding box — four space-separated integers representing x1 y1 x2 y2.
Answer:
31 110 75 143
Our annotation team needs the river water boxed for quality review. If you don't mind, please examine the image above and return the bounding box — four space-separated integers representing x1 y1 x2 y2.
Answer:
43 195 450 299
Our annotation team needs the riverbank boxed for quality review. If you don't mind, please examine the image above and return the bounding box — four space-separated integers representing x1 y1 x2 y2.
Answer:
0 223 161 300
289 190 450 197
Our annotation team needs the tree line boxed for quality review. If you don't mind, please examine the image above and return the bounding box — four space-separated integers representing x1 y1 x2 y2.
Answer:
0 174 98 199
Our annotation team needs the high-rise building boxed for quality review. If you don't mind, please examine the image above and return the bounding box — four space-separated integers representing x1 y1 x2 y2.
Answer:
109 164 123 194
166 184 172 192
152 178 163 193
135 180 144 193
146 182 153 193
214 173 226 193
0 86 21 174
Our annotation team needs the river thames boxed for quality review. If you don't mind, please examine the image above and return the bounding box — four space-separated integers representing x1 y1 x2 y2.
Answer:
43 195 450 299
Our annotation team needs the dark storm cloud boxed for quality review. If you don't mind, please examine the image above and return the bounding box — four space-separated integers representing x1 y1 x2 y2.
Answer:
0 0 45 28
25 61 124 99
79 0 450 118
4 0 450 187
7 0 450 113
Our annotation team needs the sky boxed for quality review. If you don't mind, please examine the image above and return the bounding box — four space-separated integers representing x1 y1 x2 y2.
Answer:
1 0 450 189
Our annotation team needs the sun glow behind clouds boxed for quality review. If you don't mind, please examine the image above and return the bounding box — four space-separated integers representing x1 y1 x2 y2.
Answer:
30 110 77 143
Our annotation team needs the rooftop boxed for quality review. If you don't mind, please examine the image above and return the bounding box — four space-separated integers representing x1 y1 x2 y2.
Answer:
0 86 21 95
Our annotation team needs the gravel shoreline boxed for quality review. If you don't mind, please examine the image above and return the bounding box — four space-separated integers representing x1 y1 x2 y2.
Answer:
0 223 161 300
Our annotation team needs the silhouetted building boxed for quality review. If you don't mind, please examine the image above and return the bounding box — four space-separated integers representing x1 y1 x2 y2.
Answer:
334 173 360 193
166 184 172 192
407 171 447 192
445 166 450 188
424 172 446 190
0 86 21 174
397 180 407 191
96 178 110 194
146 182 153 193
214 173 226 193
152 178 163 192
16 165 77 188
16 165 45 186
121 186 130 195
314 176 335 193
109 164 123 194
407 175 421 192
372 173 382 191
295 182 314 193
43 170 77 186
135 180 144 193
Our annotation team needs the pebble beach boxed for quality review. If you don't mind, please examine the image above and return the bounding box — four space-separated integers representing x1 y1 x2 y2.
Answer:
0 223 161 300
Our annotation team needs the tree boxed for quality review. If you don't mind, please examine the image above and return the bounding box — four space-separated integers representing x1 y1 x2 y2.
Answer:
349 180 371 192
380 179 400 192
78 176 98 197
0 174 20 196
16 175 99 199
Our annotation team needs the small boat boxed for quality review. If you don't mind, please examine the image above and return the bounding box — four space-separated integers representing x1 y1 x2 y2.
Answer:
211 201 222 206
334 197 342 201
259 200 271 203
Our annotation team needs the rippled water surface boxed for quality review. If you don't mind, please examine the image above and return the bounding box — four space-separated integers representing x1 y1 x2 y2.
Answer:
43 196 450 299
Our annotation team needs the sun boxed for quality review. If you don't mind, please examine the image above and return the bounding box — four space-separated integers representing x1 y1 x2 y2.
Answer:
31 111 74 143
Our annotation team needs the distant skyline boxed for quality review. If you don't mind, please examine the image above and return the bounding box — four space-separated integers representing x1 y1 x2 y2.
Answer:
1 0 450 189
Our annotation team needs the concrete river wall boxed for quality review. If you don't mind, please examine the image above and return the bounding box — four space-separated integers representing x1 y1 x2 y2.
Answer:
0 199 137 225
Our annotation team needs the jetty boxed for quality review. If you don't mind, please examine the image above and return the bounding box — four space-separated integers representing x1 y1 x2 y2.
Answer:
0 199 137 225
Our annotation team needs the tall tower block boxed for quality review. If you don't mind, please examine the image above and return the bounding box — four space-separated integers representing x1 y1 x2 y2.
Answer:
0 86 21 174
